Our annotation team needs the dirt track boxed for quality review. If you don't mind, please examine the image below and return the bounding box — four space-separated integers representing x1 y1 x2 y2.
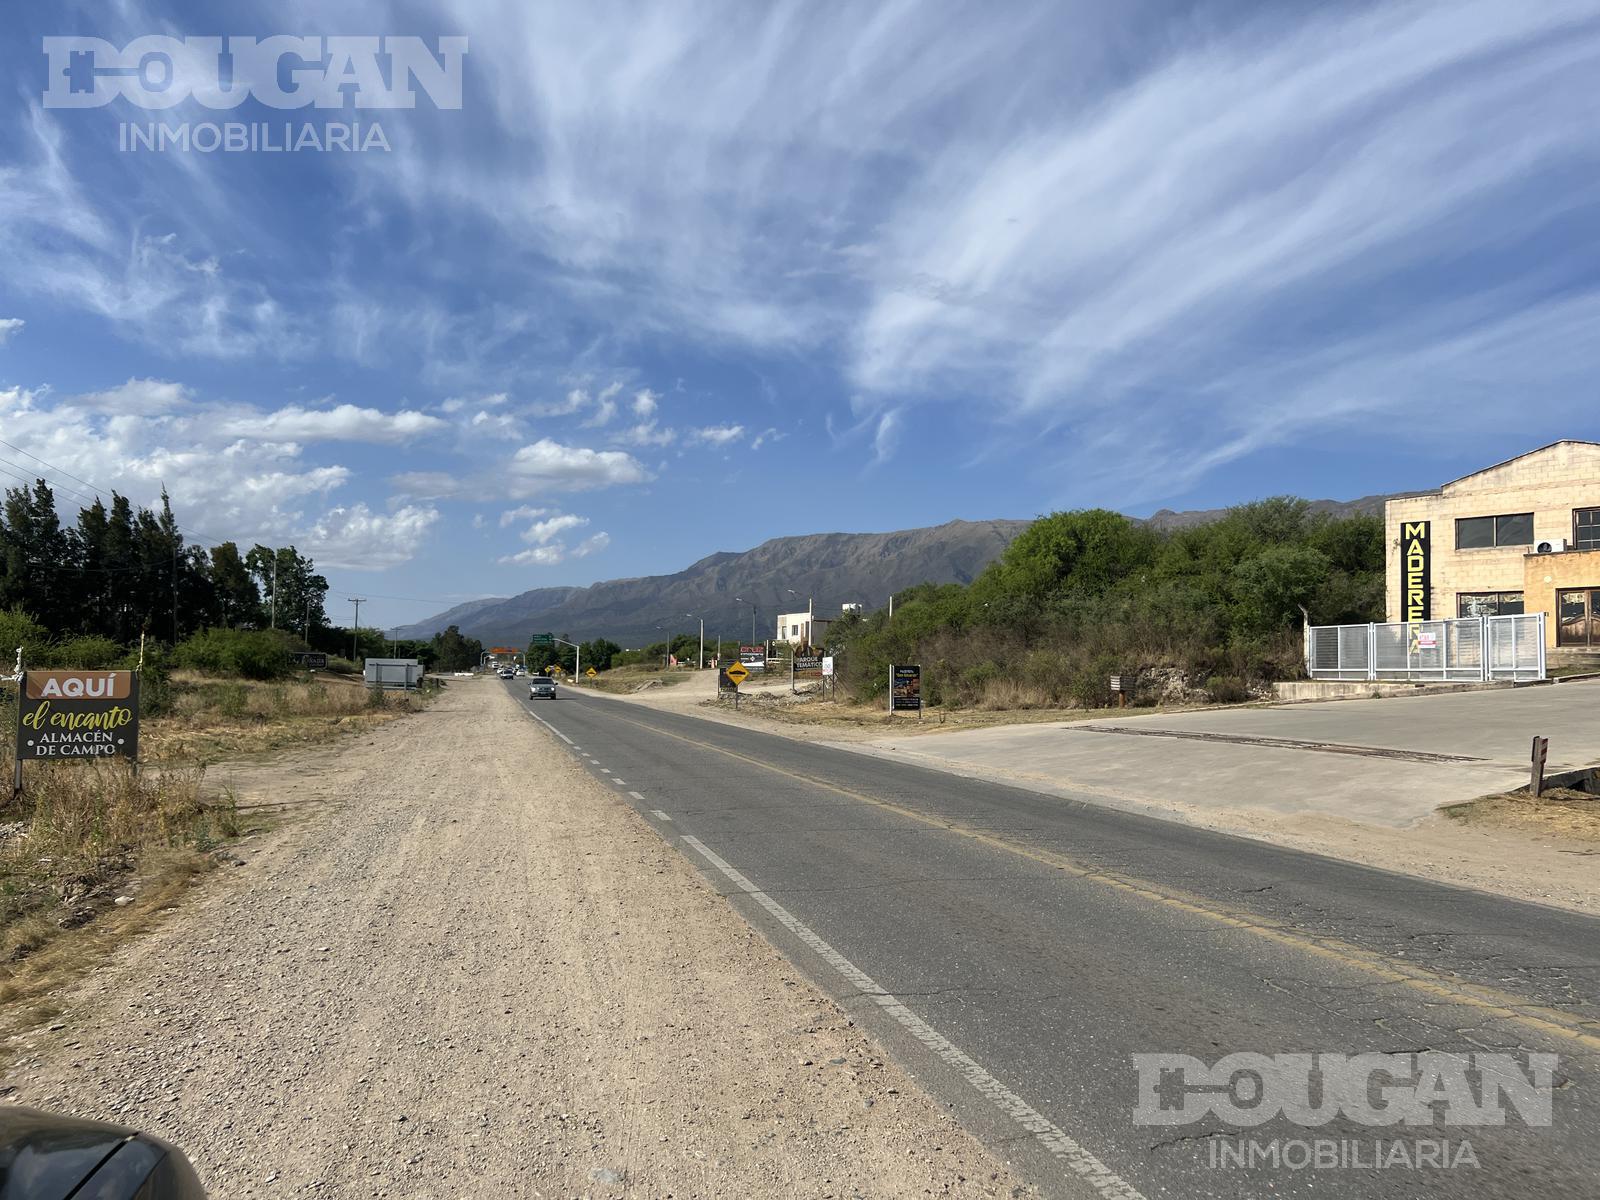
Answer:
2 681 1033 1198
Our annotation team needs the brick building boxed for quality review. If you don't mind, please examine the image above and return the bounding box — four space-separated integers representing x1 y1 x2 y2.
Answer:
1384 441 1600 650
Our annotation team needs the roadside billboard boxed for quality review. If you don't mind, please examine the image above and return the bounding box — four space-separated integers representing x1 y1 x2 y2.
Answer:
793 653 823 678
739 645 767 672
890 664 922 713
16 670 140 761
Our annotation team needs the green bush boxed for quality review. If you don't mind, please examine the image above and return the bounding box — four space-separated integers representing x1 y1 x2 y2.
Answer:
1205 675 1251 704
174 627 294 680
43 635 125 669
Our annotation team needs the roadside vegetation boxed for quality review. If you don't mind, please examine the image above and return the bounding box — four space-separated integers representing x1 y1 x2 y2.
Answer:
830 498 1384 711
0 561 436 1041
584 664 696 695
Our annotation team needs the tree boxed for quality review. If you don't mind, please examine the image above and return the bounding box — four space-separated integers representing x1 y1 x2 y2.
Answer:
0 480 71 625
209 542 263 628
430 624 484 672
247 545 328 635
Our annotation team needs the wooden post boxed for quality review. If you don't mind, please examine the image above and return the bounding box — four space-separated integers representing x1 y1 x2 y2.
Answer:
1531 736 1549 798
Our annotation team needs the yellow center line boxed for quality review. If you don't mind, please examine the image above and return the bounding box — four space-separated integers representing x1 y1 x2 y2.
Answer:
583 699 1600 1054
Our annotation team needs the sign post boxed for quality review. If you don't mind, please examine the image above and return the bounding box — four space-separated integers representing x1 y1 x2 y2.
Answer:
1531 735 1550 798
723 660 749 709
15 670 141 793
889 664 922 718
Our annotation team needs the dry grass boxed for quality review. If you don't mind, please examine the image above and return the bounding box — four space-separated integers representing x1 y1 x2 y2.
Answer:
1443 787 1600 845
146 670 425 762
0 670 436 1054
587 666 696 695
703 683 1198 737
0 754 245 1049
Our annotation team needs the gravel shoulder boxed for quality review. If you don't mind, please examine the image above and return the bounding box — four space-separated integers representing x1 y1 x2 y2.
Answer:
2 679 1033 1199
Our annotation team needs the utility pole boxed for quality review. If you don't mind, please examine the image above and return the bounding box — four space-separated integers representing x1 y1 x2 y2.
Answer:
304 597 312 643
350 597 366 663
270 554 279 629
686 613 704 669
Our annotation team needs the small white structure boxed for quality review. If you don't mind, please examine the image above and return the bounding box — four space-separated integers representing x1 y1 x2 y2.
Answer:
365 658 424 689
776 602 860 647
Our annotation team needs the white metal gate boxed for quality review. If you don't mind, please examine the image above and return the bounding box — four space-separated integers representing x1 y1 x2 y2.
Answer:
1306 613 1545 682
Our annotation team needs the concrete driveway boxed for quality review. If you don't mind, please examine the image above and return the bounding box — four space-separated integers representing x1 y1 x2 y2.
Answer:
851 681 1600 828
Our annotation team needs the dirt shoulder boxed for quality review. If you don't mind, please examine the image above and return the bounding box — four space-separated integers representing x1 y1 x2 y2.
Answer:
3 676 1034 1199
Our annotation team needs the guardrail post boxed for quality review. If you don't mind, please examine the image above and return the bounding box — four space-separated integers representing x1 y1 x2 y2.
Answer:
1367 622 1377 681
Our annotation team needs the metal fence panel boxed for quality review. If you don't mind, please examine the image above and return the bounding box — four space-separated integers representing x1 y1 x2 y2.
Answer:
1305 614 1545 682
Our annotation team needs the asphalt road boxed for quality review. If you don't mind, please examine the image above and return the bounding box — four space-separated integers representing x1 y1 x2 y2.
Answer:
504 679 1600 1200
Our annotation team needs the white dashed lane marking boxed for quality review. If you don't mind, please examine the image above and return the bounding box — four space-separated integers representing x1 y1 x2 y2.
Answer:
628 791 646 801
651 810 672 822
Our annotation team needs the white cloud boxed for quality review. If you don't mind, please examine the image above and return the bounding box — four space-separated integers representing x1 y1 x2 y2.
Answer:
77 378 192 415
498 545 567 566
0 318 24 345
499 504 550 527
632 388 659 417
749 427 785 450
298 503 441 570
572 531 610 558
0 383 440 569
582 392 618 427
220 403 448 445
618 420 676 447
520 512 588 544
495 524 609 567
442 391 509 414
508 438 649 493
688 423 746 447
531 387 590 417
870 410 902 465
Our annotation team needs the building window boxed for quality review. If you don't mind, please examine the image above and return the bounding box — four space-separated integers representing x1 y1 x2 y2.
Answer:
1455 513 1533 549
1575 508 1600 551
1457 592 1525 617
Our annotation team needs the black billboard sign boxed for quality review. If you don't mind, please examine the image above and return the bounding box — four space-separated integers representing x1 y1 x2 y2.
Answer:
739 645 766 672
292 652 328 669
890 664 922 713
793 654 823 678
17 670 140 761
1401 520 1431 622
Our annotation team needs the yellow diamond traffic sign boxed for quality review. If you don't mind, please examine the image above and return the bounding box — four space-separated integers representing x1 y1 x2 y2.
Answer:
724 661 749 686
586 666 598 677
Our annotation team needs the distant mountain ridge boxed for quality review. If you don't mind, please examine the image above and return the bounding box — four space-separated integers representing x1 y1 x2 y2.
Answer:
395 493 1410 646
390 519 1031 647
1143 491 1413 530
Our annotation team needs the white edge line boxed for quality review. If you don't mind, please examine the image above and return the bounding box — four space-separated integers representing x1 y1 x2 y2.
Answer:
523 706 574 745
613 778 628 786
628 791 646 801
679 835 1145 1200
651 809 672 821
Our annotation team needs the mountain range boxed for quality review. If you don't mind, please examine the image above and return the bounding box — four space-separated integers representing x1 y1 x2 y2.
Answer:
390 519 1031 648
393 494 1401 647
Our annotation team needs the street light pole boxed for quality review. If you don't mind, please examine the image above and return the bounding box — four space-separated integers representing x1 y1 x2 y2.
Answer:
686 614 704 669
350 598 365 663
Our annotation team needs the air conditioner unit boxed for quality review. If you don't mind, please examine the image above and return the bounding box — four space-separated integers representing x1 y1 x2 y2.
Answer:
1536 538 1569 554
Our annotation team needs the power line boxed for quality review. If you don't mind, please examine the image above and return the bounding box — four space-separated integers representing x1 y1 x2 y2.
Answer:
0 439 230 550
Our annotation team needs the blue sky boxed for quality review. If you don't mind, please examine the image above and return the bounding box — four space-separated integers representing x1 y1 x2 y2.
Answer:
1 1 1597 632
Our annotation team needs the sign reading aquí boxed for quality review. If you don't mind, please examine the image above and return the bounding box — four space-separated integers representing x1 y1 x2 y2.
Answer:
1400 520 1431 622
17 670 140 761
